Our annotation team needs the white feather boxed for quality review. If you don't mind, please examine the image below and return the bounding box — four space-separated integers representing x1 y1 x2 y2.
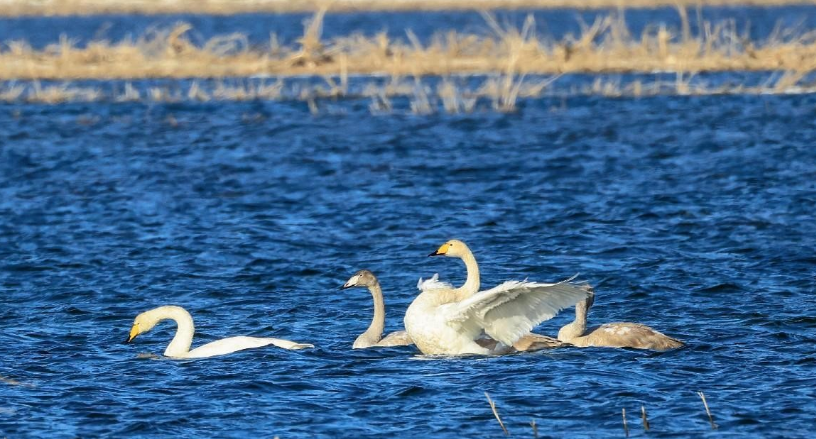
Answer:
446 276 590 346
417 273 455 292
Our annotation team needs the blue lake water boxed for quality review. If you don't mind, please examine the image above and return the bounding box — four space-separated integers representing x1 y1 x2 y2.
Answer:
1 92 815 438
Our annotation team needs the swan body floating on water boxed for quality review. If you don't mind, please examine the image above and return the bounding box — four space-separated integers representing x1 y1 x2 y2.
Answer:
404 240 590 355
126 305 314 359
415 273 567 352
342 269 413 349
342 269 562 351
557 289 684 351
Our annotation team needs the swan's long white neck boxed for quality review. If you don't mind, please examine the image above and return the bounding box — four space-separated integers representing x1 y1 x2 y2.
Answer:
453 247 480 300
151 306 195 357
361 283 385 342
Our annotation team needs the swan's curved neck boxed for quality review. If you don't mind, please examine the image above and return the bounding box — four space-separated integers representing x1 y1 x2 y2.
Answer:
557 298 589 342
453 248 480 300
156 306 195 357
362 282 385 342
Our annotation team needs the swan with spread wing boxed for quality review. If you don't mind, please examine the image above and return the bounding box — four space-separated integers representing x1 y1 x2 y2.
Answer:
341 269 561 351
404 240 591 355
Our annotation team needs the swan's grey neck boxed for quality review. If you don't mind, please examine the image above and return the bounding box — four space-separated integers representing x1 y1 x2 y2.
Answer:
557 297 590 342
453 249 480 300
360 282 385 344
158 306 195 357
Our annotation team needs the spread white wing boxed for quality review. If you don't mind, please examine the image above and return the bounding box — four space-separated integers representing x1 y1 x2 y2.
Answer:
417 273 455 292
446 276 591 346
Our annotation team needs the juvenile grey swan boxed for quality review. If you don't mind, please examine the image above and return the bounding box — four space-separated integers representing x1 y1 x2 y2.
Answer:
126 305 314 359
557 289 684 351
342 270 413 349
404 240 590 355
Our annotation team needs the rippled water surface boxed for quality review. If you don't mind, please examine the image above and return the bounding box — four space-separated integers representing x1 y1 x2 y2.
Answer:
3 6 816 47
1 93 815 438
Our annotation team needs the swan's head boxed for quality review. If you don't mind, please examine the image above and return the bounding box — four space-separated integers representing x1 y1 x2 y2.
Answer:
428 239 469 258
126 309 161 343
342 269 378 289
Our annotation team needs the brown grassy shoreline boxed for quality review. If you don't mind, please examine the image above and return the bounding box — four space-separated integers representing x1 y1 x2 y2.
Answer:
2 0 816 17
2 10 816 82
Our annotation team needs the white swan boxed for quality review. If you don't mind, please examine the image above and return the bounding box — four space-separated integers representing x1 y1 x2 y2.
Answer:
404 240 590 355
342 269 560 351
557 289 684 351
126 305 314 359
417 273 567 352
342 270 413 349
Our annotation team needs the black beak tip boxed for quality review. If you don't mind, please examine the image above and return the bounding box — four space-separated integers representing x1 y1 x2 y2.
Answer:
340 284 350 290
124 337 132 345
428 251 440 257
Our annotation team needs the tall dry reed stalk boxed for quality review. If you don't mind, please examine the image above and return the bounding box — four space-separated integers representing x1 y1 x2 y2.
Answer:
3 9 816 85
697 391 718 430
484 392 509 436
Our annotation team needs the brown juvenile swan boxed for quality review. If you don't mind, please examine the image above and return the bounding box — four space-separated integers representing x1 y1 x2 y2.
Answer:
557 289 684 351
342 270 413 349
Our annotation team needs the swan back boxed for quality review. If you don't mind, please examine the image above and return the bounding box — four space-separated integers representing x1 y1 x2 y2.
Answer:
580 323 684 350
186 336 313 358
560 288 684 351
376 330 413 347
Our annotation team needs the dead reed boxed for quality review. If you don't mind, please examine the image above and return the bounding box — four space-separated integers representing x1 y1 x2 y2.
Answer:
3 70 816 111
622 408 629 437
697 391 718 430
3 9 816 82
484 392 509 436
0 375 22 386
0 374 33 387
641 405 650 431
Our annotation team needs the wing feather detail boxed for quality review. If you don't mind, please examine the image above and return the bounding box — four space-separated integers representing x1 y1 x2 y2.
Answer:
446 276 591 346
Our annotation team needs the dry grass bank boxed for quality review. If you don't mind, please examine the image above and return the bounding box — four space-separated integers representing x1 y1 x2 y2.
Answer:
1 0 815 17
3 9 816 82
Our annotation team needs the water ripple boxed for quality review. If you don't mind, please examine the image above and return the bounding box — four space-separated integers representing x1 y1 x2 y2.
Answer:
1 93 815 438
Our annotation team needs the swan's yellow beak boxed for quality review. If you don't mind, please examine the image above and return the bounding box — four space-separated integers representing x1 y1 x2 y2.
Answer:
126 324 140 343
429 242 449 257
